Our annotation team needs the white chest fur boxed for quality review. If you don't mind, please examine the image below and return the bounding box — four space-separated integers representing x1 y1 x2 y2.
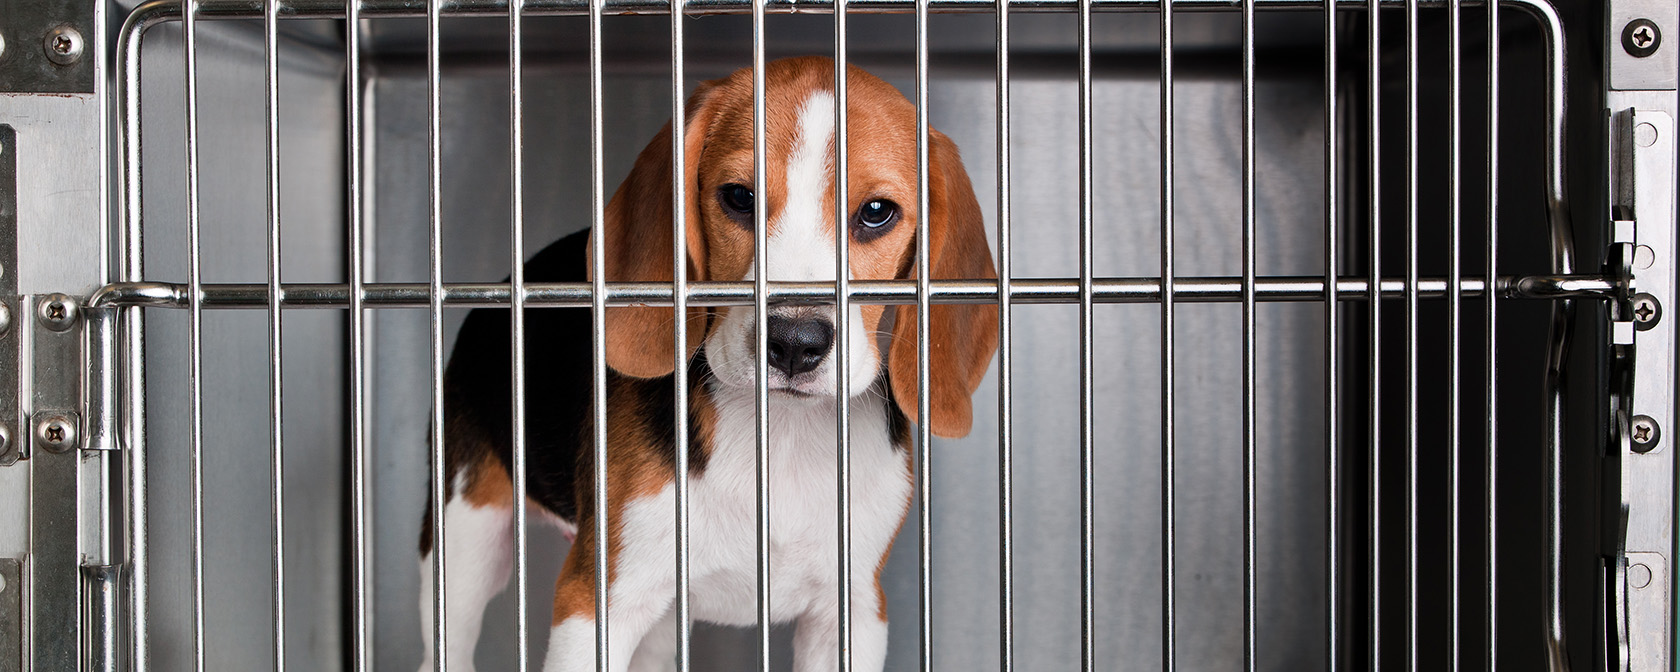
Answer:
611 383 912 627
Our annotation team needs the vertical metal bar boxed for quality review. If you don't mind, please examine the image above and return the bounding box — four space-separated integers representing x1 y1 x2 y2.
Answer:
1322 0 1340 667
182 0 208 668
914 0 933 667
1483 1 1499 669
834 4 854 671
263 0 286 666
1364 0 1381 665
1445 0 1462 668
750 0 771 667
347 0 374 666
1076 0 1095 669
510 0 532 667
1158 0 1176 667
117 14 150 671
995 0 1014 668
1533 3 1568 667
588 0 611 665
1240 0 1258 667
1403 0 1419 666
671 0 693 669
427 0 450 664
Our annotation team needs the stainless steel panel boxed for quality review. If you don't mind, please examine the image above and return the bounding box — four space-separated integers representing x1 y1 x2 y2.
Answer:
135 20 348 670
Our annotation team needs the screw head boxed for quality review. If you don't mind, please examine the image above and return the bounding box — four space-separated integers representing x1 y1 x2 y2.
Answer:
0 423 11 457
38 294 77 332
42 25 82 66
1624 18 1662 58
1632 414 1661 453
1631 293 1661 330
35 414 75 453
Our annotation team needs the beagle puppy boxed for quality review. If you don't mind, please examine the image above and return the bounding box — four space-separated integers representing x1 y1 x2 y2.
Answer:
418 55 998 672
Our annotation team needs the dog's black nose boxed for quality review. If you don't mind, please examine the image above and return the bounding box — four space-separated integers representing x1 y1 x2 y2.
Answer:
766 315 833 377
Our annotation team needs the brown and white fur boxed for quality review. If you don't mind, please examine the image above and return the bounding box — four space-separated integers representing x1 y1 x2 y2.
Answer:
418 56 998 672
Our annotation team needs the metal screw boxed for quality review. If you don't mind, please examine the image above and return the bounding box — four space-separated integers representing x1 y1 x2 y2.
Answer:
1623 19 1661 58
1631 293 1661 330
1632 414 1661 453
38 294 77 332
0 30 8 61
0 423 11 458
42 25 82 66
36 414 75 453
0 302 13 338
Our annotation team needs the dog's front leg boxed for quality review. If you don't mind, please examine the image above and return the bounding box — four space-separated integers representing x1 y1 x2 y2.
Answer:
541 510 676 672
542 581 673 672
792 588 890 672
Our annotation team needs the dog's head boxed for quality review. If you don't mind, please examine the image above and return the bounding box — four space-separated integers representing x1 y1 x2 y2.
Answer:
591 56 998 438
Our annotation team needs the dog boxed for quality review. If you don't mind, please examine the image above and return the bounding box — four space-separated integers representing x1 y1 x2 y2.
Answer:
418 55 998 672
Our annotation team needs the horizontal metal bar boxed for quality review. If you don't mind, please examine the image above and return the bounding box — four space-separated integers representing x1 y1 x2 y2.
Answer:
85 274 1617 310
121 0 1544 22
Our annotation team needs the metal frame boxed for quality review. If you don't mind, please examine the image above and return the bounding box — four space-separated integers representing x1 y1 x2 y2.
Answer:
0 0 1666 668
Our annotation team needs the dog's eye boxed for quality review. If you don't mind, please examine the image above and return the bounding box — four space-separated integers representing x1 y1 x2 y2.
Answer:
851 199 900 240
718 184 755 221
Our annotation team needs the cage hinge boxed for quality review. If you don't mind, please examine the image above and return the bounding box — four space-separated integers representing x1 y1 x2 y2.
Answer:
1605 105 1676 672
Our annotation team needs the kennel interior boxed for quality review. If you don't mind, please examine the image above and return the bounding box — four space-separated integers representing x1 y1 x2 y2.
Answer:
0 0 1670 669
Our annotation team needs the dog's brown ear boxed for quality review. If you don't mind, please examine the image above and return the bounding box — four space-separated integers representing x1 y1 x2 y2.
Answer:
589 81 720 378
888 130 1000 438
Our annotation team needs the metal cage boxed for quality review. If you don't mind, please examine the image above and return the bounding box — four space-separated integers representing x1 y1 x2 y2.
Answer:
0 0 1671 669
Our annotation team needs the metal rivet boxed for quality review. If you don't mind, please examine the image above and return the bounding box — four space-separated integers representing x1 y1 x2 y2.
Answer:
0 572 6 595
1629 562 1654 590
0 423 12 458
1632 415 1661 453
43 25 82 66
38 294 77 332
1623 18 1661 58
1631 293 1661 330
1634 244 1656 269
0 302 13 338
0 31 7 61
1636 122 1660 148
35 414 75 453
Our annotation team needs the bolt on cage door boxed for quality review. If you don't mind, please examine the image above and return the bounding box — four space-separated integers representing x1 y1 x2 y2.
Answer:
0 0 1669 669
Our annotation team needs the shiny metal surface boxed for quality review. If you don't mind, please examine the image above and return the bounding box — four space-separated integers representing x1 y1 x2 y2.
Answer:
1075 0 1094 668
86 275 1603 309
183 0 210 665
1610 105 1676 672
671 1 693 670
992 3 1015 670
27 294 87 672
0 557 19 669
833 6 854 672
1158 0 1177 665
1481 2 1497 668
750 0 771 668
508 0 532 668
0 127 19 472
1320 0 1338 668
588 0 612 666
428 0 451 665
913 1 933 666
262 0 288 668
1363 0 1380 664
